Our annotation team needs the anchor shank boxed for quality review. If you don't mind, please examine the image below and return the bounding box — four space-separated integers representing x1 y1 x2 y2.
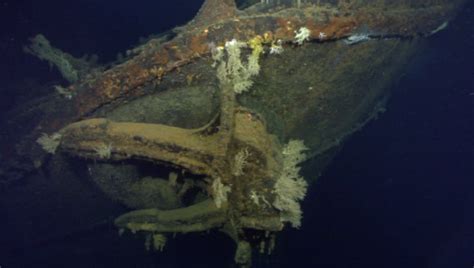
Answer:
60 118 221 175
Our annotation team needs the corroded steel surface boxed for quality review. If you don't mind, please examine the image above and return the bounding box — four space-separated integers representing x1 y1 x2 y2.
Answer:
1 1 469 266
36 0 461 134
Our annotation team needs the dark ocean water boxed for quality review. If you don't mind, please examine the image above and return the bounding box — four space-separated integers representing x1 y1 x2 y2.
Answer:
0 1 472 267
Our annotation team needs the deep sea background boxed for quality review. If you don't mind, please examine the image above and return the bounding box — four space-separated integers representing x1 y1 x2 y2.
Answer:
0 0 472 267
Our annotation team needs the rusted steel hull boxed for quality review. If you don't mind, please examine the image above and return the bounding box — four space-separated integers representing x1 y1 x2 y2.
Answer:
1 1 468 266
36 1 462 134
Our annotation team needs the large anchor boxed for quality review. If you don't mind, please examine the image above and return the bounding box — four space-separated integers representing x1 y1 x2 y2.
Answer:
58 78 288 265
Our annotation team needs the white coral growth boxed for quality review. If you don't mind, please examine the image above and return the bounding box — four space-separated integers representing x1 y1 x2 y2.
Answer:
95 143 112 159
430 21 449 36
294 27 311 45
215 39 261 94
232 148 251 176
211 177 232 208
269 40 284 55
152 233 167 252
36 133 62 154
24 35 79 83
273 140 308 228
343 33 371 45
250 190 271 208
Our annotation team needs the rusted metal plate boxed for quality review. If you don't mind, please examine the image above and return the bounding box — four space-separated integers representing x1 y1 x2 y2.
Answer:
36 0 462 134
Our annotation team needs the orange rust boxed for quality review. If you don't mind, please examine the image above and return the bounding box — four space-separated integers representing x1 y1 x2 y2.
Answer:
152 48 170 65
167 44 187 62
69 11 412 119
121 64 151 88
101 79 121 99
52 4 458 127
189 33 210 55
305 19 319 35
125 64 149 81
320 16 357 38
274 17 297 40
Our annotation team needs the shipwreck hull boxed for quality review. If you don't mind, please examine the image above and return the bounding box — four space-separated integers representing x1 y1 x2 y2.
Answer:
0 0 468 267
